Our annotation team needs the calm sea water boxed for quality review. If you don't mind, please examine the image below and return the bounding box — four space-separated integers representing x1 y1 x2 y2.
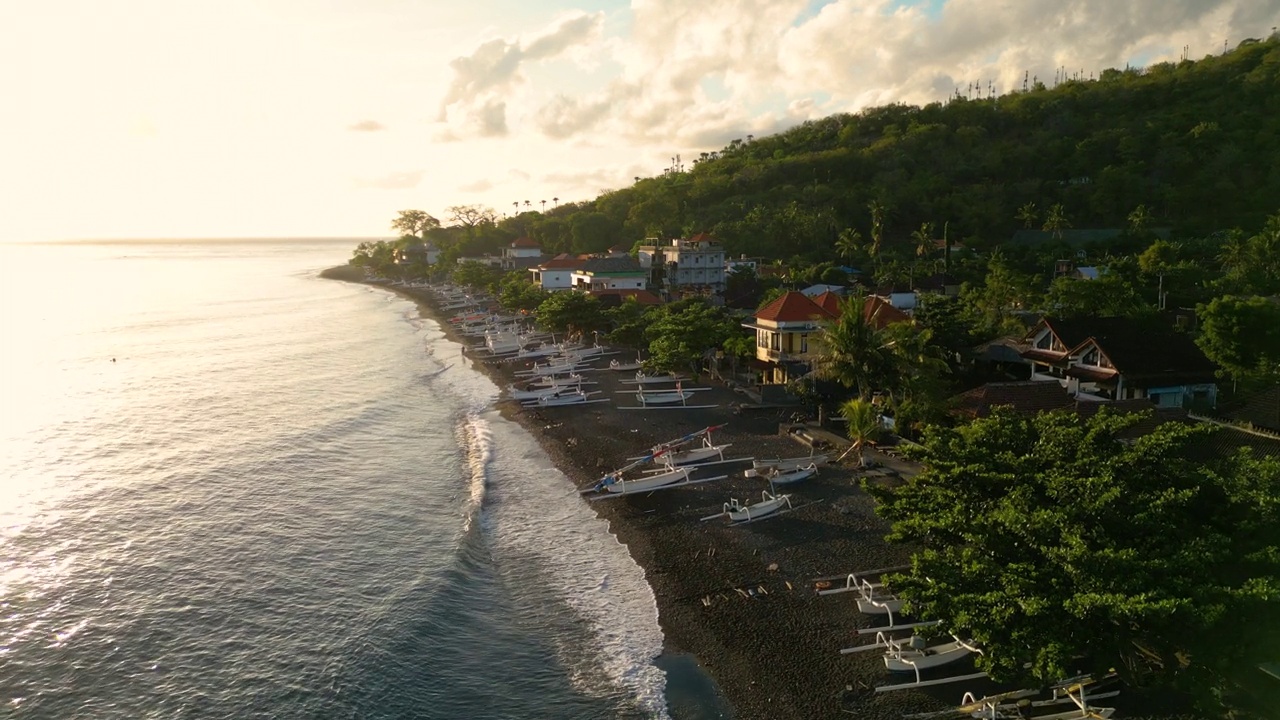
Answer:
0 240 727 719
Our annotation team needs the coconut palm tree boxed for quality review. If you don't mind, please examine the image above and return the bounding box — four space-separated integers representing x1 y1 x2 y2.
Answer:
913 222 935 259
835 228 863 267
1127 204 1153 235
1015 202 1038 229
814 296 892 400
868 201 887 263
540 200 546 212
838 398 881 467
553 197 559 207
1043 203 1070 240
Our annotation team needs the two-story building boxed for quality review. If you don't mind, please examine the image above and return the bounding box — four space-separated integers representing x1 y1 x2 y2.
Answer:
637 234 727 297
1021 316 1218 409
502 237 544 270
569 257 648 291
394 241 439 267
742 291 835 385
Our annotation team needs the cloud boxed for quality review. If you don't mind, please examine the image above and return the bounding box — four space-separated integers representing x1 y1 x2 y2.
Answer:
354 171 423 189
437 11 605 138
458 178 494 192
347 120 386 132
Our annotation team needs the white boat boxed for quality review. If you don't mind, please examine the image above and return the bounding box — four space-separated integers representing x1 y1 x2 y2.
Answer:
610 357 643 371
705 491 792 523
750 454 829 474
594 467 690 494
663 442 729 467
763 463 817 485
522 390 609 407
883 636 974 672
507 385 573 401
633 389 695 405
620 371 689 385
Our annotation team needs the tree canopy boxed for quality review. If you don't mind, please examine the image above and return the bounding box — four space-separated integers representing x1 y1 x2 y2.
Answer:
870 409 1280 715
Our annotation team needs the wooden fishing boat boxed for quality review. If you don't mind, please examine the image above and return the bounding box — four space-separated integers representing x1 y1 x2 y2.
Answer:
609 357 643 371
762 463 818 485
749 453 829 474
883 636 974 672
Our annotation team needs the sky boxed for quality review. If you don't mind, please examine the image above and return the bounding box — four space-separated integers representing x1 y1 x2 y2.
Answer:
1 0 1277 241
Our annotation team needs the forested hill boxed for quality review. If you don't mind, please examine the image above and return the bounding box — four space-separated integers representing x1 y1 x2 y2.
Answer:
463 35 1280 262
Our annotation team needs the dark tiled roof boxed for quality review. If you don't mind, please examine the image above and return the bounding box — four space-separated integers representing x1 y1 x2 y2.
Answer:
755 291 834 323
1202 424 1280 459
511 236 539 248
589 289 663 305
1072 399 1188 438
505 257 544 270
949 381 1076 419
1219 386 1280 433
578 257 644 274
1035 316 1218 387
538 257 586 270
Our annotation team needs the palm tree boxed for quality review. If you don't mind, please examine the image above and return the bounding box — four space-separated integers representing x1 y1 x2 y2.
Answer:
512 201 519 215
835 228 863 267
524 200 531 209
912 222 935 258
838 398 881 467
814 296 891 400
1127 204 1153 235
1042 203 1070 240
1015 202 1038 229
540 200 547 212
553 197 559 207
868 201 886 263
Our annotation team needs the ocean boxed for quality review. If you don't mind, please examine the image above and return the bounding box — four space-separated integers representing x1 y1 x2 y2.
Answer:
0 239 728 719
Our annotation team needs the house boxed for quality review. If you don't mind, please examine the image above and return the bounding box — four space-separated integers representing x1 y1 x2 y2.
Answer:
725 255 761 274
1020 316 1218 409
605 244 631 258
502 237 543 270
639 234 728 296
394 241 439 266
529 254 587 291
742 291 835 385
570 257 648 291
1218 386 1280 434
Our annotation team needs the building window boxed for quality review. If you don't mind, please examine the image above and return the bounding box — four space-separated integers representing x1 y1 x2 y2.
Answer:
800 335 809 353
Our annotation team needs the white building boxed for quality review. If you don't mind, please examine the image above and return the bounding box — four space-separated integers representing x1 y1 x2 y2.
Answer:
569 257 648 291
529 255 585 291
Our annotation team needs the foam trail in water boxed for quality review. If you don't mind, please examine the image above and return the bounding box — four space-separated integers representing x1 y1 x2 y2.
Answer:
475 411 671 719
456 415 492 537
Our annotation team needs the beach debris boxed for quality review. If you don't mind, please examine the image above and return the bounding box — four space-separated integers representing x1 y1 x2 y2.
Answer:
735 588 749 598
785 581 793 591
693 550 701 560
814 580 832 590
757 585 768 595
767 562 778 572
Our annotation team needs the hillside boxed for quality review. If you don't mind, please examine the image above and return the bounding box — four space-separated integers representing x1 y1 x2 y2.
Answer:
458 35 1280 263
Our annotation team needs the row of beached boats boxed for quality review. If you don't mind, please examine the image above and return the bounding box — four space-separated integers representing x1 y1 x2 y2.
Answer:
816 564 1120 718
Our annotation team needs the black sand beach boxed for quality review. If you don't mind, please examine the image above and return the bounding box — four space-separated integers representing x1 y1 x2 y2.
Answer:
322 266 1203 720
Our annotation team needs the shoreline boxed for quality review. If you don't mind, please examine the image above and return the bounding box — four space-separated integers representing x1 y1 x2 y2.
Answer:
320 267 1195 720
321 266 939 719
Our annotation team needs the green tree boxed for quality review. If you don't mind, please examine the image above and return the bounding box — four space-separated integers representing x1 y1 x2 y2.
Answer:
535 291 605 338
1042 274 1147 319
644 300 739 374
838 398 881 467
869 409 1280 716
1042 203 1070 240
497 272 548 312
868 201 887 264
390 209 441 238
603 298 653 349
721 333 755 380
452 261 500 290
1015 201 1038 229
1127 203 1153 236
814 296 894 400
724 267 764 309
1196 295 1280 385
835 227 863 266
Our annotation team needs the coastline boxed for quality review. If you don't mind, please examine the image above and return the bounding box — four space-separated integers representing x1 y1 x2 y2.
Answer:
320 266 946 719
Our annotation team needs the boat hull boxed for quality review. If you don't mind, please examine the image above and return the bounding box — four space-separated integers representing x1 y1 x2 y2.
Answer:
883 641 971 671
603 468 690 494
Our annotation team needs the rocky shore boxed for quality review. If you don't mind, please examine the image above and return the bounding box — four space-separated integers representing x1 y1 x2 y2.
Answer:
319 266 1197 720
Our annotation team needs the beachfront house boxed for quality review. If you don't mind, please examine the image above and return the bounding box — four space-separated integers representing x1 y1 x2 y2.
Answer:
529 255 586 291
569 257 648 291
636 234 727 298
501 237 544 271
743 291 835 385
393 241 439 267
743 292 913 385
1020 316 1219 409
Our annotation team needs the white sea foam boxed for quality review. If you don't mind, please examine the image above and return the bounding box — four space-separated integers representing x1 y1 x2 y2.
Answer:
473 411 671 720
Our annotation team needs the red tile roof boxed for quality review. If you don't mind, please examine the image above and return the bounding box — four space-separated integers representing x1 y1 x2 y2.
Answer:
688 232 719 243
813 291 843 316
863 295 911 330
755 291 834 322
511 236 540 248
